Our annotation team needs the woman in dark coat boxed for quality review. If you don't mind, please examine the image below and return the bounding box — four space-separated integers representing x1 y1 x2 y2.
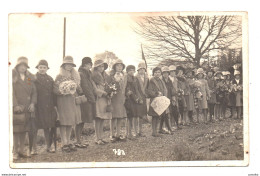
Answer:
12 57 37 160
75 57 96 148
35 60 57 153
124 65 142 139
207 69 217 122
147 67 168 137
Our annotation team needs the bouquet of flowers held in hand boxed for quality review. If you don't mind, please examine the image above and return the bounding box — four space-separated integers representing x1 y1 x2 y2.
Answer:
232 84 243 92
104 82 120 98
59 80 77 95
191 83 203 99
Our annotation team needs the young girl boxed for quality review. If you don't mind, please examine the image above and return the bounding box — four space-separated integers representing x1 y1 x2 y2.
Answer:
160 66 175 134
215 71 225 120
35 60 57 153
230 70 243 119
195 68 210 123
92 59 112 145
147 67 168 137
109 59 127 142
176 66 187 125
135 62 149 137
184 68 195 124
207 69 217 122
13 57 37 159
76 57 96 148
53 56 82 152
125 65 142 139
168 65 180 129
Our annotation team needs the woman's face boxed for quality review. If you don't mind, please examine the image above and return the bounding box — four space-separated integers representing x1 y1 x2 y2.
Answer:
138 68 146 75
97 64 105 73
127 69 135 76
154 70 161 78
162 72 169 79
17 64 27 74
37 65 48 74
84 63 92 71
207 72 213 78
64 64 73 71
216 74 222 79
115 64 123 72
170 70 176 76
198 73 203 79
223 75 227 80
235 74 240 79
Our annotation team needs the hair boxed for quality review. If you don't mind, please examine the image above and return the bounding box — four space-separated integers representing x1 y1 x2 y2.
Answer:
152 67 162 76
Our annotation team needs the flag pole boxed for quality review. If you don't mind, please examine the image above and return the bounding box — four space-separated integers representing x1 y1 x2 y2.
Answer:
141 44 147 70
63 17 66 60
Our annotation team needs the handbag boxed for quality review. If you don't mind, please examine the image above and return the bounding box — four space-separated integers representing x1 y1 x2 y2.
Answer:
13 112 26 125
75 95 88 105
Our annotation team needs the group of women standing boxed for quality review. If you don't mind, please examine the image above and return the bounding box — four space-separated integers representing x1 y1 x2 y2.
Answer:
12 55 243 160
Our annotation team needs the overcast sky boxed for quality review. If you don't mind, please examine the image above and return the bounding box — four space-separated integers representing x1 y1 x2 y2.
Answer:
9 13 146 77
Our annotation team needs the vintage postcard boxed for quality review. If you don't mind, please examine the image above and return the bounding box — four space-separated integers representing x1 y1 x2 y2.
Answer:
8 11 248 168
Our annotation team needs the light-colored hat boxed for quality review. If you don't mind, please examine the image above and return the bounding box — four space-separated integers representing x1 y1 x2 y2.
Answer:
36 59 49 69
137 62 146 71
161 66 170 73
213 67 219 72
15 56 30 68
234 70 240 76
169 65 177 71
93 59 108 70
222 71 228 76
112 59 125 71
196 68 204 75
61 56 76 67
226 71 231 75
214 71 223 76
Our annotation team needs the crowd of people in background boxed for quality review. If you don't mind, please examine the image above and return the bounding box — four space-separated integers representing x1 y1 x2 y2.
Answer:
12 55 243 160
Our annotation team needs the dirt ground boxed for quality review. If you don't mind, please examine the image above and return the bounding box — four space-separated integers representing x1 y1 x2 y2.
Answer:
15 114 244 163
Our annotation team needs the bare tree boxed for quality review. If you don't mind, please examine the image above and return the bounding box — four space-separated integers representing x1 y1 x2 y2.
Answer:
95 51 118 70
134 16 242 66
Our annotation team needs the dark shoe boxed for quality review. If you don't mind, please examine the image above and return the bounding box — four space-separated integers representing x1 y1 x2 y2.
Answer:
68 144 77 151
19 152 31 158
110 136 117 143
47 148 56 153
138 133 146 137
62 145 71 153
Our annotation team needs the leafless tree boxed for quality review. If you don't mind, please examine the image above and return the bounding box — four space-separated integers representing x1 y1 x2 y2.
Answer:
134 16 242 66
94 51 118 70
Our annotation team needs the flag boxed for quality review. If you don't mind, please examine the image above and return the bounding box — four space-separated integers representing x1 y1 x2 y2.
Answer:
141 44 147 70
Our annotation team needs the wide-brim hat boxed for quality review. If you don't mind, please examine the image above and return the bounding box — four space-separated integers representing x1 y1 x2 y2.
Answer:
61 56 76 67
81 57 93 67
137 62 146 71
93 59 108 70
112 59 125 71
36 59 49 69
169 65 177 71
161 66 170 73
196 68 204 76
234 70 241 76
185 68 195 75
15 56 30 68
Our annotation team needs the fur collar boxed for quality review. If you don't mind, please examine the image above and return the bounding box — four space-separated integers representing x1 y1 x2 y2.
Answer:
58 67 80 85
12 68 36 83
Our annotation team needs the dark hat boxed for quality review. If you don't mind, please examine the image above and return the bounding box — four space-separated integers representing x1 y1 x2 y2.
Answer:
61 56 76 67
176 65 185 74
126 65 136 72
81 57 92 67
36 59 49 69
15 56 30 68
152 67 162 76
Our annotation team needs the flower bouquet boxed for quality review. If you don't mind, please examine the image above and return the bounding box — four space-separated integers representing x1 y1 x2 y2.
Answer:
151 96 170 116
104 82 120 98
59 80 77 95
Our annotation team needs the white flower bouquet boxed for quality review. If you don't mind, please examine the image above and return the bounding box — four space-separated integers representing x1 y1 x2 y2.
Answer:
59 80 77 95
151 96 170 116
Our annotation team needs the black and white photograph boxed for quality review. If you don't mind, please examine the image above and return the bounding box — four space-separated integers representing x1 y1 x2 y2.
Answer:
8 12 248 168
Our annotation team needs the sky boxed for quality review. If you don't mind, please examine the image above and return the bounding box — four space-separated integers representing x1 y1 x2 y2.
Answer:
9 13 146 77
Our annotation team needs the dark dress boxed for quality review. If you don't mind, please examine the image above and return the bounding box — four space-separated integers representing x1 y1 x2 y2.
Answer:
135 74 148 117
35 73 57 129
78 67 96 123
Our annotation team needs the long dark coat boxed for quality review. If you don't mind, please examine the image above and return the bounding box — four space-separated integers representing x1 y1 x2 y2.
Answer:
147 77 168 117
78 67 96 123
34 73 57 129
135 74 149 117
162 77 176 112
13 69 37 133
125 75 142 118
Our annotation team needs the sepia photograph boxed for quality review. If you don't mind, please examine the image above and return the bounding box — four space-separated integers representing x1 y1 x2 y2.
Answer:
8 11 248 168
